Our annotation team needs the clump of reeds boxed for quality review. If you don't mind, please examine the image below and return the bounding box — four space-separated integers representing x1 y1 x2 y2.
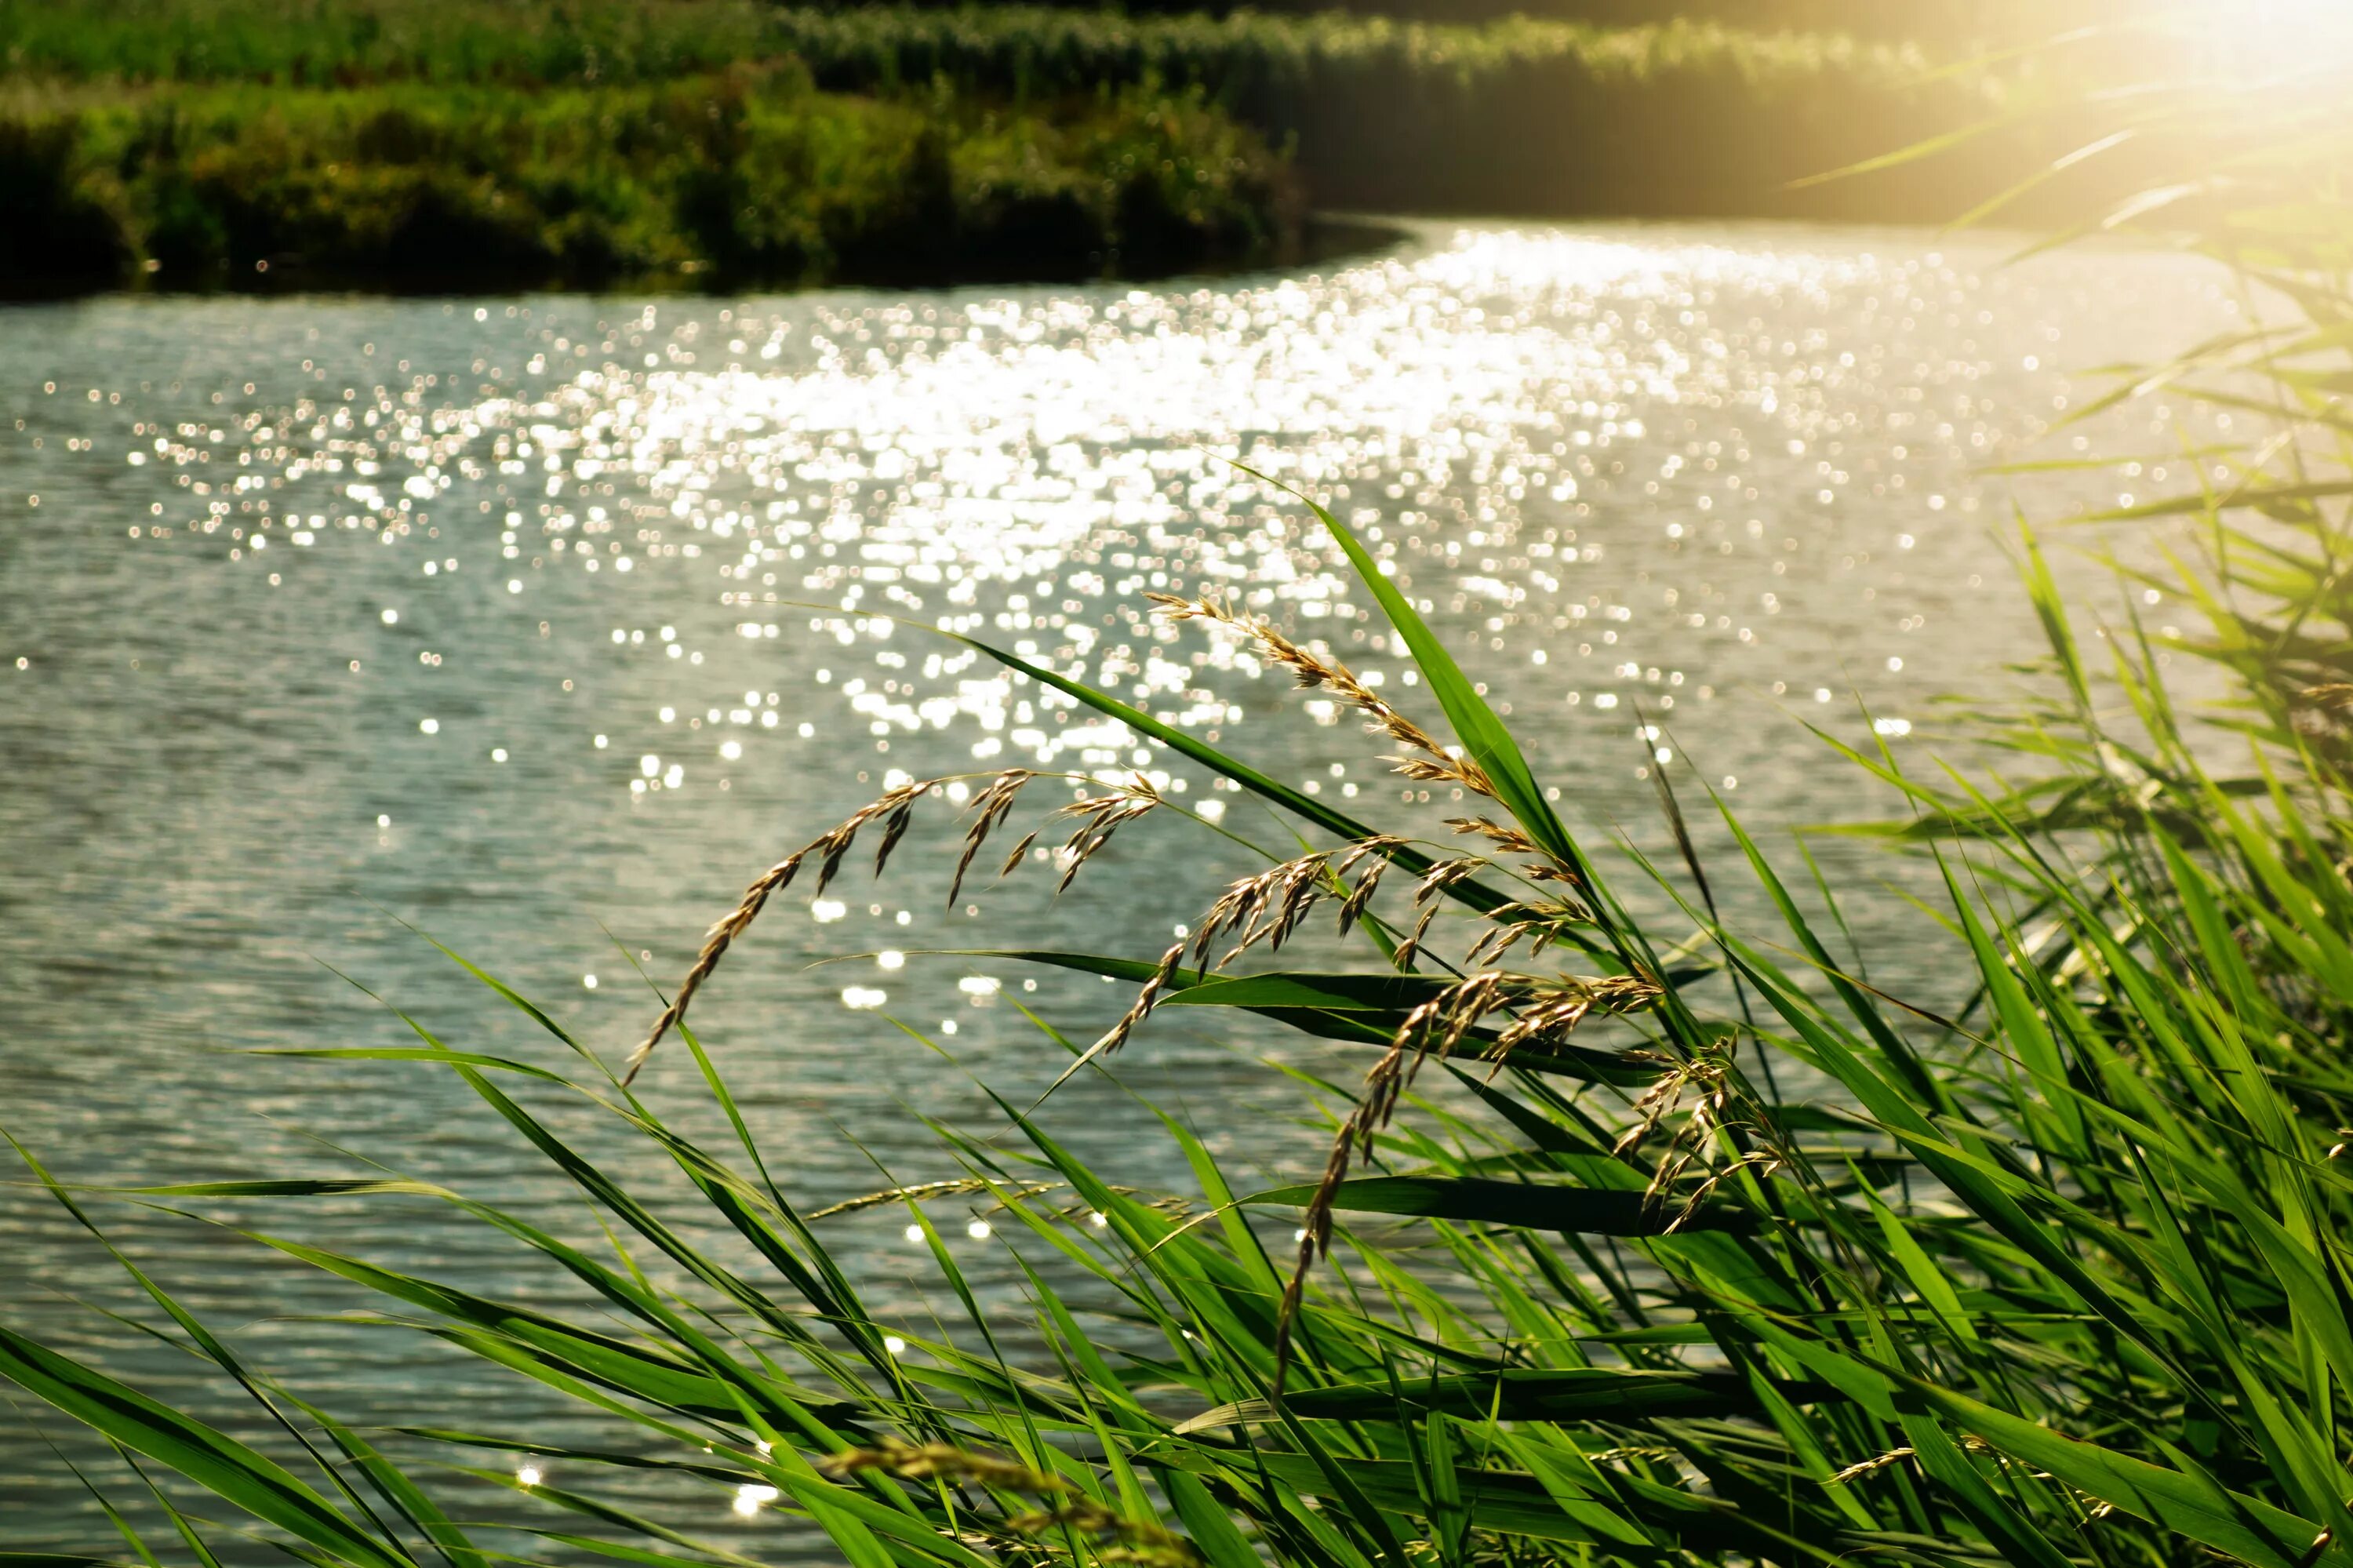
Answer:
638 586 1662 1378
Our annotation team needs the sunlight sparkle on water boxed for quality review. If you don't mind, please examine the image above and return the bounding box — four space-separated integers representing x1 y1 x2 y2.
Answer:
36 227 2241 984
72 227 2140 810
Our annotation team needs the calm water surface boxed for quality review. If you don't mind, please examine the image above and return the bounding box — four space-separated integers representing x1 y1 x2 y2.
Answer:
0 220 2232 1554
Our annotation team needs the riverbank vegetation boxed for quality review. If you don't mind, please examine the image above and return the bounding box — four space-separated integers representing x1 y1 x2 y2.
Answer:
2 70 1293 291
757 7 1995 217
0 0 1966 95
10 16 2353 1568
0 0 2012 292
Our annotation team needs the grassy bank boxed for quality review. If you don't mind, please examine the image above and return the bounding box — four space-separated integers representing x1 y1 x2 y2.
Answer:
0 71 1297 292
0 0 2002 228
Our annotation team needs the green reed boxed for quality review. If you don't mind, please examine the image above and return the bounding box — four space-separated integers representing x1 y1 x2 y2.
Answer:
10 16 2353 1568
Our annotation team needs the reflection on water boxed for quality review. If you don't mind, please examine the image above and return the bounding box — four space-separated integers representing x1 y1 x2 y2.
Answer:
0 220 2231 1553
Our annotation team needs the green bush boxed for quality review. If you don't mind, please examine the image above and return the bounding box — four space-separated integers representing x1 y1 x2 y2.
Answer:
0 115 130 284
0 72 1297 289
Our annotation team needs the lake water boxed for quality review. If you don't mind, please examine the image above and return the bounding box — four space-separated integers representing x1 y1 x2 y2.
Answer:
0 220 2232 1555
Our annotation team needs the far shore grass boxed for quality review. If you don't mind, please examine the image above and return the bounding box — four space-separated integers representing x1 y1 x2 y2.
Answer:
0 0 2018 293
0 70 1298 293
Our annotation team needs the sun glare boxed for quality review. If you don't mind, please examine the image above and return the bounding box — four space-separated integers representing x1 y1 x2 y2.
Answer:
2181 0 2353 74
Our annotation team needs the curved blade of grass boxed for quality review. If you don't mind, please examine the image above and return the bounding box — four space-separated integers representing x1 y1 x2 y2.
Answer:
1917 1384 2348 1568
1244 1177 1761 1235
4 1132 430 1559
484 1531 752 1568
288 1398 486 1568
241 1235 798 1422
1237 466 1585 887
1178 1366 1827 1430
0 1325 413 1568
982 949 1654 1080
442 1468 769 1568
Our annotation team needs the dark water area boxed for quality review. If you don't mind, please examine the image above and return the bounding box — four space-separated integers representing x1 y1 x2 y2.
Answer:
0 219 2233 1556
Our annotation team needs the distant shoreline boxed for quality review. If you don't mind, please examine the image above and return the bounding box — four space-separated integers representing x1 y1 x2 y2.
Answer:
1 73 1304 297
0 208 1409 304
0 1 2023 297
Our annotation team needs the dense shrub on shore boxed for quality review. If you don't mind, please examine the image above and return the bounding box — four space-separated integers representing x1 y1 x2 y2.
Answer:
0 0 2000 221
0 72 1296 290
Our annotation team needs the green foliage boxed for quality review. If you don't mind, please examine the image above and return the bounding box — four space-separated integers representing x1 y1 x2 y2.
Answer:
0 0 1937 90
0 0 789 88
765 5 1991 216
0 72 1293 289
798 0 2133 45
0 0 2001 220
